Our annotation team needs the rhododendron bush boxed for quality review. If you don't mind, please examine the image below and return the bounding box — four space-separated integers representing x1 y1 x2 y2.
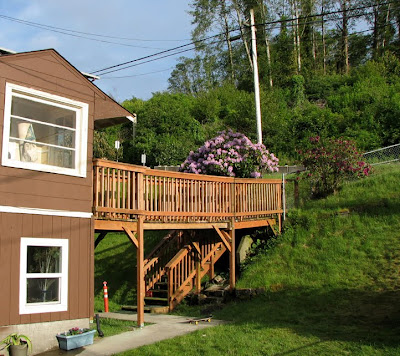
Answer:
298 136 371 197
180 131 279 178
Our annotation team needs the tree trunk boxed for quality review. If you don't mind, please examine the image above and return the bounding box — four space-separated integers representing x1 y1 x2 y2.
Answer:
259 1 273 87
223 10 235 82
341 0 349 74
322 2 327 74
291 0 301 73
382 4 391 50
233 0 253 71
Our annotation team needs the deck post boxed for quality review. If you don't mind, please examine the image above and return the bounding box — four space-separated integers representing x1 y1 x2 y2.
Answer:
136 215 145 328
229 220 236 290
196 259 201 294
209 254 215 280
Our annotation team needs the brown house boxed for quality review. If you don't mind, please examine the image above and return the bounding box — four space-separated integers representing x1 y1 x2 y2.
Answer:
0 47 284 355
0 48 133 353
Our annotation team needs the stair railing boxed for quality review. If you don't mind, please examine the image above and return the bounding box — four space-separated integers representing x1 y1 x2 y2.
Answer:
144 230 185 292
165 236 228 310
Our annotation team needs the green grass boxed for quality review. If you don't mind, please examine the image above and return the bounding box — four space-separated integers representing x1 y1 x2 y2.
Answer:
91 318 138 338
94 230 167 312
114 163 400 355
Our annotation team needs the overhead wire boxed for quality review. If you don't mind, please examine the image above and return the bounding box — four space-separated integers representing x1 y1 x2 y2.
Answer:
0 14 183 50
91 1 396 76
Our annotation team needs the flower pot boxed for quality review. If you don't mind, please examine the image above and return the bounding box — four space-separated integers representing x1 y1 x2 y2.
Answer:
9 343 28 356
56 330 96 351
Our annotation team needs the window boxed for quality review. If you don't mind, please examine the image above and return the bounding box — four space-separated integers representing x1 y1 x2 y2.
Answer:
20 238 69 315
2 83 88 177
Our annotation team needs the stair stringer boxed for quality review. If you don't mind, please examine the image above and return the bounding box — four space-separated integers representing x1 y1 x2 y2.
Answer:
167 241 227 310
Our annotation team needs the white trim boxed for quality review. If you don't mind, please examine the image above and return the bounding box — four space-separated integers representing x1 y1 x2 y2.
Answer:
2 83 88 178
20 238 69 315
0 205 92 218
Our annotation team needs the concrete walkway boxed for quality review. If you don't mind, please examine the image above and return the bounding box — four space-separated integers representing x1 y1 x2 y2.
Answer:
37 312 224 356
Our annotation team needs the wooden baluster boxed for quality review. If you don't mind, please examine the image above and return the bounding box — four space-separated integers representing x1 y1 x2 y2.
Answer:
127 171 131 211
122 171 126 210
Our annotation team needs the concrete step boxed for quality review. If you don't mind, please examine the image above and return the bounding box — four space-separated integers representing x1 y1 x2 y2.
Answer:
121 304 169 314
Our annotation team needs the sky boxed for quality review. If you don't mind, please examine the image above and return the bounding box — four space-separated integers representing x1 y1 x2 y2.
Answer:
0 0 195 102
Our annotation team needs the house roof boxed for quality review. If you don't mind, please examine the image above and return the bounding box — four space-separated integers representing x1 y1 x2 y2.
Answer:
0 48 135 129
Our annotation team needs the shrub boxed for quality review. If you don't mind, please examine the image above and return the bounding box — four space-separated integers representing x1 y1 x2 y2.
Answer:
180 130 279 178
298 136 371 197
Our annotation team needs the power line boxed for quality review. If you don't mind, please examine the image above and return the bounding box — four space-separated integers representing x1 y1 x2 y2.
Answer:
91 33 231 74
97 38 225 76
91 2 395 76
0 13 190 42
0 14 181 50
102 67 175 79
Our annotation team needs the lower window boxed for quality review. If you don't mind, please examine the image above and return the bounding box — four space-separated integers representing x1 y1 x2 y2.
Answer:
20 238 69 314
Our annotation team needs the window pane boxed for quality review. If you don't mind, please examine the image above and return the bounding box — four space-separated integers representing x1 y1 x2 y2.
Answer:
10 117 76 149
7 96 77 170
27 246 61 273
27 278 60 303
12 96 76 129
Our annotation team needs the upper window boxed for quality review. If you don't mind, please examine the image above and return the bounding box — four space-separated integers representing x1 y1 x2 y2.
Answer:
2 83 88 177
20 238 69 315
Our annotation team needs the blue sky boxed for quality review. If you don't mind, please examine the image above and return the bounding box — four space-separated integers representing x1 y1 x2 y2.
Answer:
0 0 194 102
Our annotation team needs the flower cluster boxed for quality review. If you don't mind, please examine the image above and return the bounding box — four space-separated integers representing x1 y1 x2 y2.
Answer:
298 136 371 197
180 130 279 178
59 327 92 336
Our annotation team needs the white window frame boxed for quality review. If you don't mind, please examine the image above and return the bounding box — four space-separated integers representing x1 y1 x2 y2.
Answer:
20 238 69 315
2 83 88 177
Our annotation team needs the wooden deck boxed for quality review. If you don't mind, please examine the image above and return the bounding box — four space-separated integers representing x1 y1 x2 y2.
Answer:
92 159 283 327
93 159 283 230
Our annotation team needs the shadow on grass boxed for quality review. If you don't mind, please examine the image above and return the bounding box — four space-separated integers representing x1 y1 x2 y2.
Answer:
218 287 400 349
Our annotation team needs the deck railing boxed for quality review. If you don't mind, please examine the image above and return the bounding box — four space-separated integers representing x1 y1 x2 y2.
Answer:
93 159 282 223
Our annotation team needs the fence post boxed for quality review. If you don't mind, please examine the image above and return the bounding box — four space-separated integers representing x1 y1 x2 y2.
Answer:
282 173 286 221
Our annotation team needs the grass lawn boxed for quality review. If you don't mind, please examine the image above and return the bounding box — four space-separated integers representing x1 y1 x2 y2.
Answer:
112 163 400 355
91 318 138 338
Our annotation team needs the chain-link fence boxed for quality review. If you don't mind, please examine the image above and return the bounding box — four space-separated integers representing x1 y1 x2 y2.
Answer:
363 143 400 165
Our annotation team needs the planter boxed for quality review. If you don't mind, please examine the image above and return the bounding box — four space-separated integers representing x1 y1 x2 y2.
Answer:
56 329 96 351
9 343 28 356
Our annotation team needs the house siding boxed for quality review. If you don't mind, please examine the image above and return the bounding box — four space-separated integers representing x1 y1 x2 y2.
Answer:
0 51 94 213
0 212 94 326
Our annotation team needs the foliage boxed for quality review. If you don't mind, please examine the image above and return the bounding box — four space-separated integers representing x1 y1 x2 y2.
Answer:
298 136 371 198
1 333 32 352
121 93 204 167
180 130 279 177
59 327 92 336
93 130 117 160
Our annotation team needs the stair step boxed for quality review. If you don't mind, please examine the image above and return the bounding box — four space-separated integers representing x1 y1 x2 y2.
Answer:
122 304 169 314
153 281 168 288
145 296 169 306
147 289 168 298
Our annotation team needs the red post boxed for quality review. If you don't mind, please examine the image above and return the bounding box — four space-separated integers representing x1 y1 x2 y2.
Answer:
103 281 109 313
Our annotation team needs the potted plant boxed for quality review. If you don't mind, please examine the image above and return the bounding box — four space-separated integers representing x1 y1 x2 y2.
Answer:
1 333 32 356
56 327 96 351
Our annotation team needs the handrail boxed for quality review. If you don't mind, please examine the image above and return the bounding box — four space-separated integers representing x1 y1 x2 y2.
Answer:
93 159 283 223
144 230 185 292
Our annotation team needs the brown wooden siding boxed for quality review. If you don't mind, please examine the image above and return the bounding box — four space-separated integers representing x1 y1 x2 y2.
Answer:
0 213 93 326
0 51 95 213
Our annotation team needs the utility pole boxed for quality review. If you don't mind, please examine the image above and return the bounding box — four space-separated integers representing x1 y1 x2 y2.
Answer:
250 9 262 144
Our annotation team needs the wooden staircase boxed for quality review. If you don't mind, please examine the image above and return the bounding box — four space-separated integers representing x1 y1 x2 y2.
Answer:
143 230 229 311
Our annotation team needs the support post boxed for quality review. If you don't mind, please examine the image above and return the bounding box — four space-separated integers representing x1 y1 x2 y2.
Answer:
229 221 236 290
136 215 145 328
94 232 107 249
209 254 215 280
196 259 201 295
